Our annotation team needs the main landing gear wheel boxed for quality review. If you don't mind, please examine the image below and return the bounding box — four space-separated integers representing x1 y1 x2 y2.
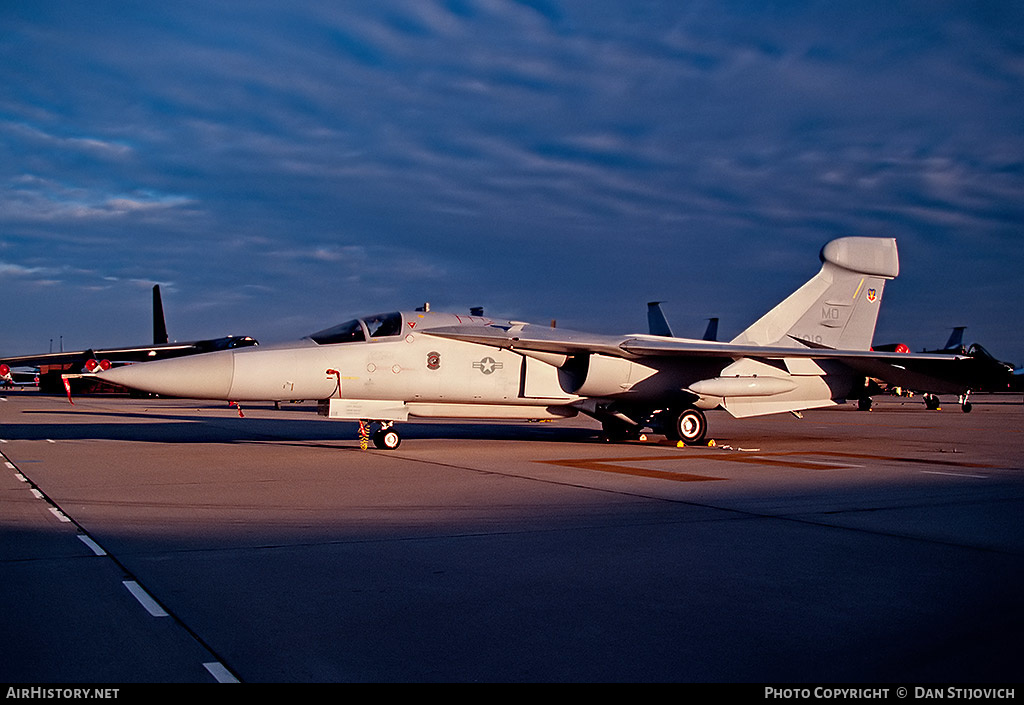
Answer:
671 408 707 445
372 427 401 450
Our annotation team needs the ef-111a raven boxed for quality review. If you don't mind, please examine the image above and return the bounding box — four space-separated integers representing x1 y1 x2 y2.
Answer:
95 237 1004 449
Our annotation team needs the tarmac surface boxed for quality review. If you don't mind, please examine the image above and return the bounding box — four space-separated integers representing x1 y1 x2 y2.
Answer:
1 391 1022 683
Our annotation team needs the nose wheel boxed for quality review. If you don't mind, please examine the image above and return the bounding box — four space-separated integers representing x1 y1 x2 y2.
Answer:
372 425 402 450
358 420 402 450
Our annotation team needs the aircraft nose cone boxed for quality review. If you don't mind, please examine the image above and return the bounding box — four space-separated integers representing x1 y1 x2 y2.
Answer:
99 351 235 399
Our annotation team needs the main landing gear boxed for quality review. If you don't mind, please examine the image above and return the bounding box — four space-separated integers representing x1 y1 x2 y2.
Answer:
923 393 974 413
665 407 708 445
959 392 973 413
600 406 708 445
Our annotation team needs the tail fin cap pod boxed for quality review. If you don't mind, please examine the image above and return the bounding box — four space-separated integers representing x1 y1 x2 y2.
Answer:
820 236 899 278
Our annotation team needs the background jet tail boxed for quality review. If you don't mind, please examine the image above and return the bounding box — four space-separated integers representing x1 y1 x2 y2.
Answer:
702 317 719 342
730 237 899 351
647 302 674 337
153 285 169 345
943 326 966 351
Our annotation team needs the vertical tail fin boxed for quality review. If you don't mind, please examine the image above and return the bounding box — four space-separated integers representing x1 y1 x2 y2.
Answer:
943 326 966 351
702 317 719 342
647 302 674 337
153 285 169 345
730 237 899 350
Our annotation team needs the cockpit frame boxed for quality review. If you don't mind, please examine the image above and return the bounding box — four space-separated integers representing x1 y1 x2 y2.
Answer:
309 312 404 345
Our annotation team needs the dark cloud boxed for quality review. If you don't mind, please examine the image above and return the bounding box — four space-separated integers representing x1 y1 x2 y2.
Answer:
1 1 1021 364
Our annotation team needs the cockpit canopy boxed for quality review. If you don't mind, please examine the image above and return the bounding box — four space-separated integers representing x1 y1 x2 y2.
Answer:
309 312 404 345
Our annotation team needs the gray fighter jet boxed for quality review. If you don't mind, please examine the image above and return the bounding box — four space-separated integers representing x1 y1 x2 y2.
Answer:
95 237 996 449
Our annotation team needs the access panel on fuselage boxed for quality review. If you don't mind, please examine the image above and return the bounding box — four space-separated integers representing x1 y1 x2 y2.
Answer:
338 333 526 404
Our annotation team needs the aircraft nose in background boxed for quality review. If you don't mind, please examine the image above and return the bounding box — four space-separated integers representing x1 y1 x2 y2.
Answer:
99 350 235 399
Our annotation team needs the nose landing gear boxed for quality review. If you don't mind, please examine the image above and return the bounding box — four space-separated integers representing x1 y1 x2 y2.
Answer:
358 420 402 450
372 423 402 450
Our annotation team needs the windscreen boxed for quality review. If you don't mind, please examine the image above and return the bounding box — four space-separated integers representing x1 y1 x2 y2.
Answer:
309 319 365 345
309 312 403 345
362 311 403 338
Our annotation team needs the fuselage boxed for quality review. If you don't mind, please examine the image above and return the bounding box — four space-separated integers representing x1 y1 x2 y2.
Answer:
98 309 865 424
99 311 582 416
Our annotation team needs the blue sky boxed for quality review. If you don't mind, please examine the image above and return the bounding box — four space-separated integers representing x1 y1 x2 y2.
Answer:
2 1 1022 365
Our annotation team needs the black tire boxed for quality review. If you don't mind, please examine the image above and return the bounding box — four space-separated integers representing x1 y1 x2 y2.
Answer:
674 408 707 445
373 428 401 450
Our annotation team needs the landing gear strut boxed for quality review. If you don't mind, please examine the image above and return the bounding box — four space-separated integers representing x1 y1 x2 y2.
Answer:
600 418 643 443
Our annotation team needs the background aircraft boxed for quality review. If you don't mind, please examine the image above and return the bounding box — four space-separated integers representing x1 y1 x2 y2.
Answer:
873 326 1017 406
0 366 38 389
646 302 718 341
1 285 257 394
94 237 1007 449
